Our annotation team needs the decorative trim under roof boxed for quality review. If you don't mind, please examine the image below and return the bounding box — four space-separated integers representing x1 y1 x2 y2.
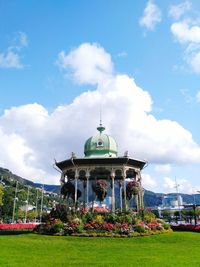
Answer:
55 157 147 171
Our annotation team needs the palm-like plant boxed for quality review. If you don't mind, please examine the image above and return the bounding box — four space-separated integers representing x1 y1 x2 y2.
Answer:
92 180 108 202
60 181 81 201
126 180 140 200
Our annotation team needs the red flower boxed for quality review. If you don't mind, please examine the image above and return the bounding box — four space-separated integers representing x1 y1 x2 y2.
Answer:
0 223 37 230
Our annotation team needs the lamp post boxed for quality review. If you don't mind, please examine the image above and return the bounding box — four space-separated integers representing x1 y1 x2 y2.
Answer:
24 186 30 223
195 190 200 225
12 181 18 223
175 177 181 223
40 185 44 223
35 189 39 223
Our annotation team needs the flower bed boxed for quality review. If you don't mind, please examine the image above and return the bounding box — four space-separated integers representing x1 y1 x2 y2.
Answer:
0 223 38 235
70 229 172 238
35 209 172 237
171 224 200 233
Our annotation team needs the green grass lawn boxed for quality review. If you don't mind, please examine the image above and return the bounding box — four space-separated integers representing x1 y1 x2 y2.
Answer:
0 232 199 267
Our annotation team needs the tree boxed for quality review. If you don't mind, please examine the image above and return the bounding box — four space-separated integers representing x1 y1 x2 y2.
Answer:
162 209 172 222
174 211 180 223
1 186 14 222
0 185 4 207
0 185 4 219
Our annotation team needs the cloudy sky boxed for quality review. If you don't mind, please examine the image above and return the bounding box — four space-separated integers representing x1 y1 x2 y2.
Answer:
1 0 200 194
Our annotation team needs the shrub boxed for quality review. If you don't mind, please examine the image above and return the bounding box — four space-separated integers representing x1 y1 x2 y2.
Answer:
105 213 120 223
171 224 200 232
64 223 78 235
84 223 94 230
50 219 64 234
118 214 132 224
82 212 94 224
101 222 114 231
114 223 131 234
163 223 170 230
147 221 160 230
92 215 104 225
35 219 64 235
133 225 146 233
139 209 156 223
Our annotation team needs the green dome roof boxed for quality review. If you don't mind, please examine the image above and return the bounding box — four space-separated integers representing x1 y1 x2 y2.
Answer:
84 123 118 158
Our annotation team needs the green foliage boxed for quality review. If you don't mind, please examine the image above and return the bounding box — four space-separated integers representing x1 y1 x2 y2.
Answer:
105 212 120 223
92 215 104 224
161 209 172 221
163 223 170 230
0 167 61 222
50 205 68 222
36 219 64 234
50 219 64 234
82 212 94 223
118 213 132 224
0 185 4 207
1 186 14 221
141 209 156 223
133 225 146 233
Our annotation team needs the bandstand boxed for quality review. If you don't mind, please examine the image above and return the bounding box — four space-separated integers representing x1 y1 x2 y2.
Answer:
55 122 147 212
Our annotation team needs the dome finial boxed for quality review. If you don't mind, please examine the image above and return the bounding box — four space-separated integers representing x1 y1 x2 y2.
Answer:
100 106 102 126
97 107 105 134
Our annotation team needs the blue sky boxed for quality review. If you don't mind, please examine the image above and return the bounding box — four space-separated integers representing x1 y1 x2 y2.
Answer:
1 0 200 194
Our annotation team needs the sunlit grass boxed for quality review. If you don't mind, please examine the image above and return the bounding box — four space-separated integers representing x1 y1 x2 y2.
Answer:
0 232 199 266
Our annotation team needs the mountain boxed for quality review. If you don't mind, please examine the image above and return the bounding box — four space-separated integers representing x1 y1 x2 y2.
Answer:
0 167 35 187
0 167 60 192
34 183 60 193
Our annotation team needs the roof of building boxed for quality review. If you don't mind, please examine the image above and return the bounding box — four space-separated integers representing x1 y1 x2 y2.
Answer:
84 122 118 158
55 156 147 171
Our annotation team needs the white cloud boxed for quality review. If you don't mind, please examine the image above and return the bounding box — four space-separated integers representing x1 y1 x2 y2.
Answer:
142 174 158 191
171 19 200 74
163 176 199 194
56 43 113 85
155 164 171 174
0 32 28 69
18 32 28 48
171 21 200 44
180 88 193 103
189 51 200 73
117 51 128 57
169 1 191 20
196 91 200 102
0 51 23 69
139 0 162 31
163 177 176 192
1 43 200 186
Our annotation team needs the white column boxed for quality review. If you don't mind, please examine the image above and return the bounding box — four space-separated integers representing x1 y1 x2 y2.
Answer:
111 171 115 212
136 170 143 210
85 170 90 209
123 169 127 211
74 169 78 209
60 172 65 185
119 180 123 212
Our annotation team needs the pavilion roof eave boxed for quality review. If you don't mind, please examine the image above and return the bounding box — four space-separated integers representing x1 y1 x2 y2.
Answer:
55 156 147 171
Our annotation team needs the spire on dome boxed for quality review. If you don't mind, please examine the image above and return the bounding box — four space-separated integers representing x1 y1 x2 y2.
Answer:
97 122 105 134
97 108 105 134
